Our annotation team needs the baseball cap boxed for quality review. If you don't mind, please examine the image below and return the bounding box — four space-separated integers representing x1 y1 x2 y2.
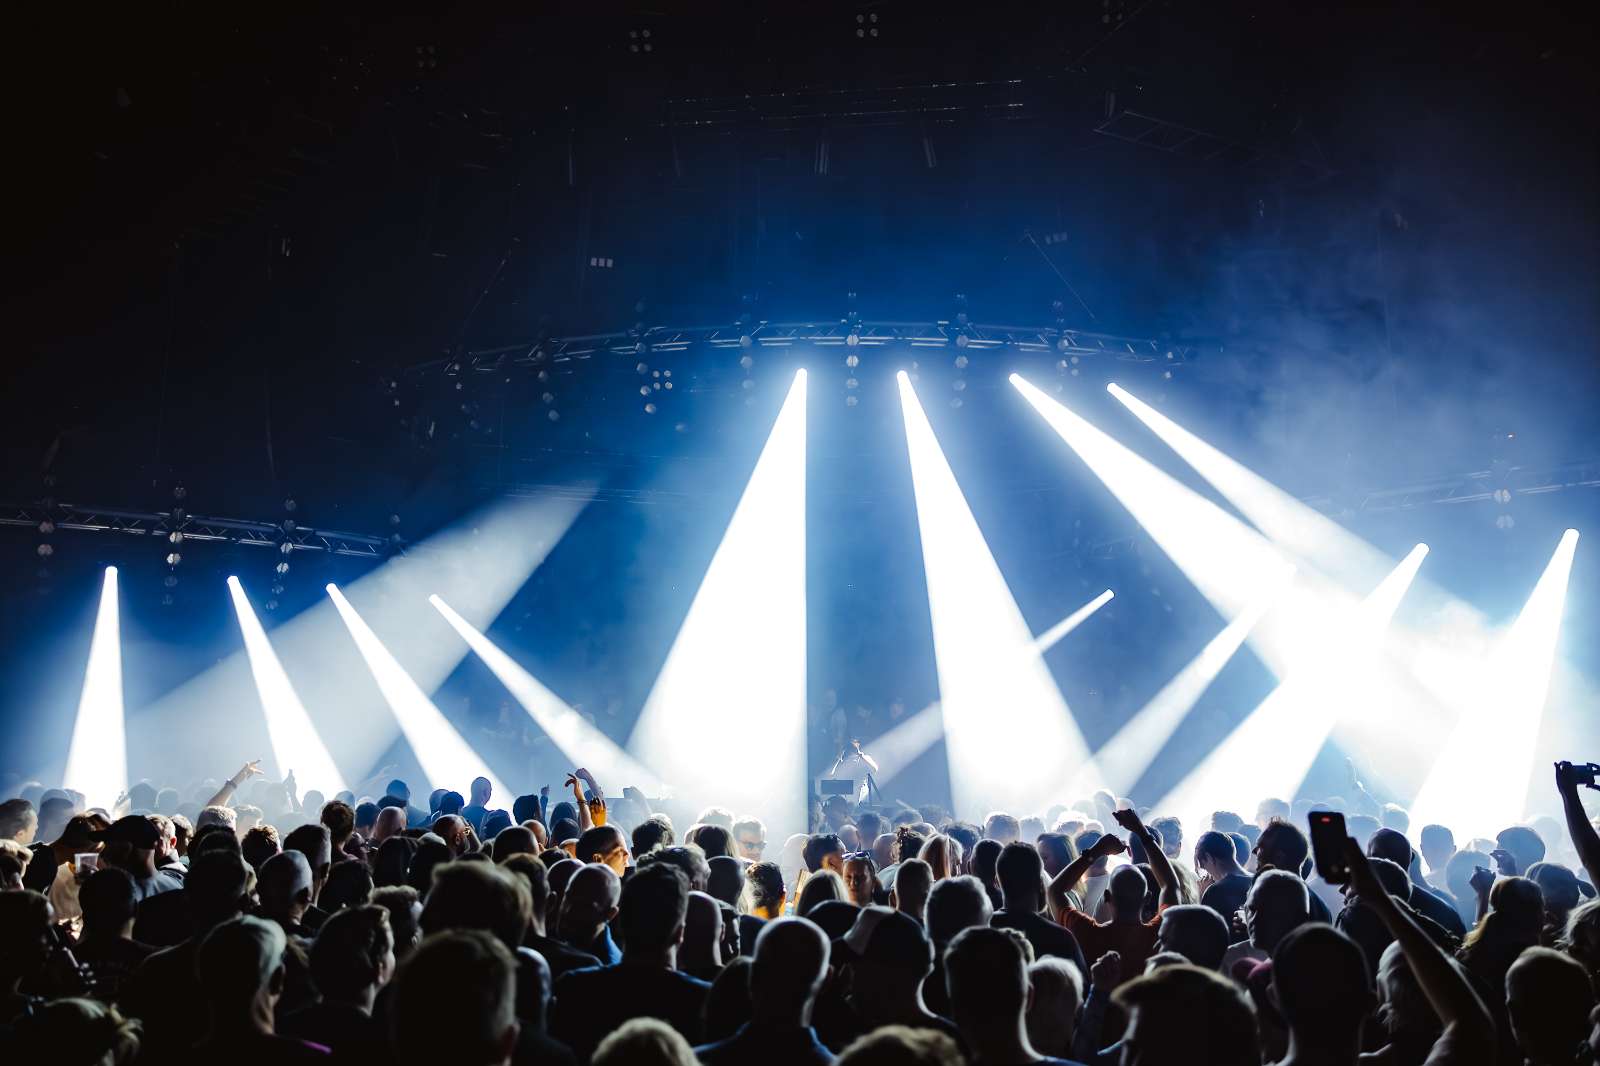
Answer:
94 815 161 850
842 905 933 970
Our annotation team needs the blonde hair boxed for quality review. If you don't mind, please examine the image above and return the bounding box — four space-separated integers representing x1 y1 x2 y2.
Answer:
593 1017 698 1066
919 834 964 881
24 998 141 1064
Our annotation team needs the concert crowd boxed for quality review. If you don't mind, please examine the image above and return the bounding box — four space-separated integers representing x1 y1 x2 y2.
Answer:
1 754 1598 1066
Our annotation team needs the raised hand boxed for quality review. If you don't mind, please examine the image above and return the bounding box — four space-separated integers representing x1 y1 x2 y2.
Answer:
234 760 263 785
1094 834 1128 860
1112 808 1144 835
1090 949 1123 992
1468 865 1496 898
1343 838 1387 906
1489 848 1518 876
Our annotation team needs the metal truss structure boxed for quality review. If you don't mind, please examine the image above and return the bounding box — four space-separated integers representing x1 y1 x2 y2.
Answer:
1094 109 1335 184
1076 457 1600 561
2 504 397 559
444 320 1195 377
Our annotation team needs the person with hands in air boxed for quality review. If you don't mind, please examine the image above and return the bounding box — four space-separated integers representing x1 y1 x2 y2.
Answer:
1313 838 1495 1066
204 760 264 811
1554 760 1600 890
1049 818 1163 979
565 768 607 832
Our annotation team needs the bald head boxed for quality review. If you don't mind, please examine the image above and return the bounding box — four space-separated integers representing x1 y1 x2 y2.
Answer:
1246 869 1309 954
751 917 830 1024
1109 864 1148 915
683 890 724 968
371 806 405 842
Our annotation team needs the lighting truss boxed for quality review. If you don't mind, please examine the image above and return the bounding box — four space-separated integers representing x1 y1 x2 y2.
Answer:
1 503 397 558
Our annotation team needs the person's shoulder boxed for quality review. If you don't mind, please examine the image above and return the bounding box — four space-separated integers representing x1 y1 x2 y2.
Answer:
552 962 610 991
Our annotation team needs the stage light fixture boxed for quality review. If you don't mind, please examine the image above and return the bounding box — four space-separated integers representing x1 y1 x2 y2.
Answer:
1152 544 1428 833
899 370 1096 818
227 576 347 795
1410 529 1579 837
628 369 809 837
63 566 126 810
431 594 663 793
327 583 507 801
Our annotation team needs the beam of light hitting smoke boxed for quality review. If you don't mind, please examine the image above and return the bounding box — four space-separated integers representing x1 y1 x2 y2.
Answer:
1009 374 1304 675
628 370 808 836
875 590 1118 787
1033 590 1115 654
226 577 348 795
430 594 664 793
1410 529 1579 837
62 567 126 811
898 371 1097 818
1154 544 1429 833
327 583 508 801
1074 581 1288 800
133 495 586 791
1105 382 1404 589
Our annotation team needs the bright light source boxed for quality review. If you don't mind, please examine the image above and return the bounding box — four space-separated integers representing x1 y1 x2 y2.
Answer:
63 567 125 810
327 583 507 801
135 495 585 790
900 371 1095 818
1411 529 1579 836
628 369 808 837
1010 374 1301 674
1033 589 1115 655
227 576 347 795
1080 579 1288 799
430 594 663 793
1153 544 1429 832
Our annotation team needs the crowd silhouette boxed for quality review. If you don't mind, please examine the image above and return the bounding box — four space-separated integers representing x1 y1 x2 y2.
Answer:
2 756 1598 1065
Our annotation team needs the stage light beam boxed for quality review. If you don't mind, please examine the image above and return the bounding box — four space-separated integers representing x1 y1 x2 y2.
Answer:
327 583 507 801
1010 373 1301 674
627 369 808 837
1033 589 1115 655
1080 581 1287 799
1153 544 1429 832
1411 529 1579 836
430 594 663 793
63 567 126 811
899 370 1096 818
227 576 347 795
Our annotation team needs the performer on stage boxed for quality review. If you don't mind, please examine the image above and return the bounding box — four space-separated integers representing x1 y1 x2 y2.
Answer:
827 738 880 804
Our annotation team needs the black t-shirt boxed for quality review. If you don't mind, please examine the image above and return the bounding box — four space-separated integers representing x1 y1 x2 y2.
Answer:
1201 873 1253 924
991 910 1090 976
277 1000 384 1058
525 933 602 984
550 963 711 1061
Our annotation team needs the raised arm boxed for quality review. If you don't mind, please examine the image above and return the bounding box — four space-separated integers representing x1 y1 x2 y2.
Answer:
205 760 263 809
1556 762 1600 888
1344 840 1494 1053
1115 809 1178 906
566 772 594 832
1048 834 1125 916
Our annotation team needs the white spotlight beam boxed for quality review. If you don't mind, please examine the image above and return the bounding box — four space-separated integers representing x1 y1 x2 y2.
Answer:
899 371 1096 818
1079 581 1287 799
227 577 347 795
430 594 663 793
63 567 126 811
1009 374 1301 674
628 370 809 837
1107 382 1403 593
1033 590 1115 655
327 583 508 801
133 494 585 791
1411 530 1579 837
875 592 1116 787
1153 544 1429 831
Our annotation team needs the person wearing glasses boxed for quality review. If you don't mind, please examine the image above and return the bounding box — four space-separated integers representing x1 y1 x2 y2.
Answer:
732 817 768 862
